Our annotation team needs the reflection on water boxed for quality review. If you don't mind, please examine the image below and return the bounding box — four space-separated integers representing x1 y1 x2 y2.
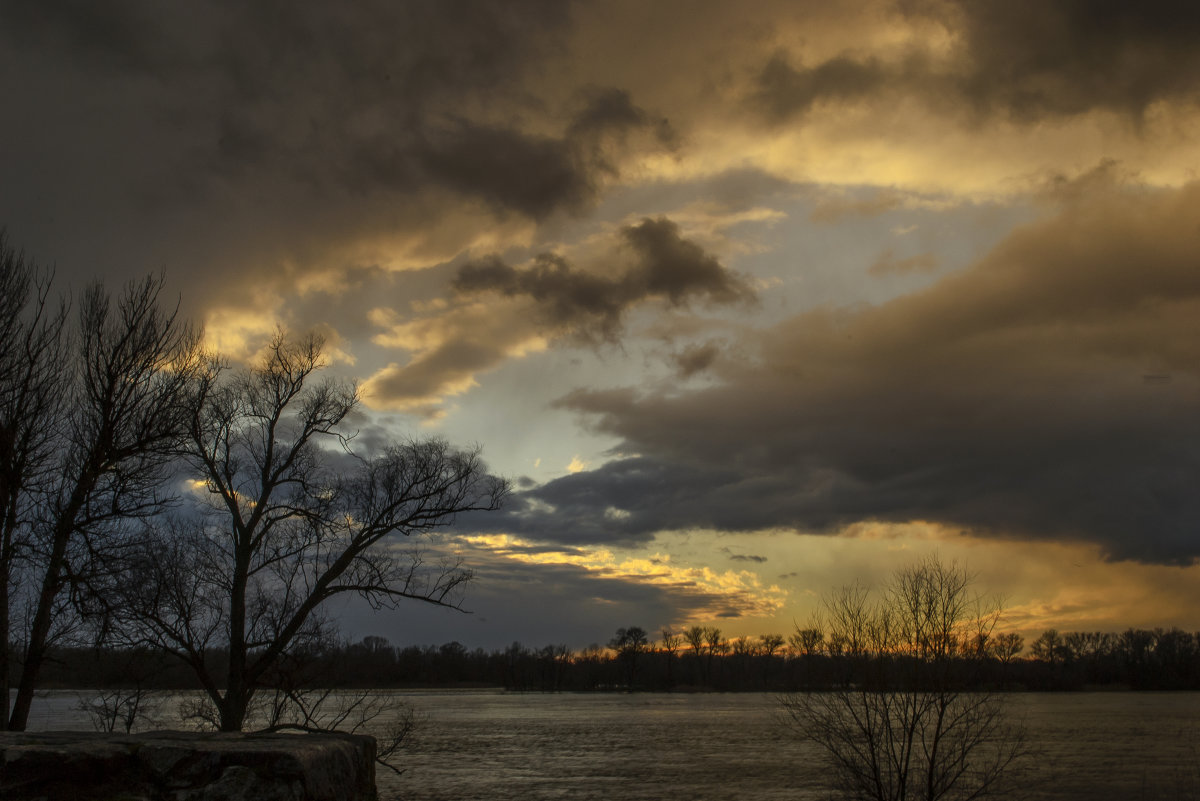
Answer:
21 690 1200 801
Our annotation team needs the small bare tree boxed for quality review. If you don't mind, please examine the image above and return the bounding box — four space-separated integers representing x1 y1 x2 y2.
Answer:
790 626 825 658
661 626 682 687
683 624 707 686
245 626 422 777
704 626 726 682
120 333 508 731
782 556 1030 801
609 626 649 688
259 689 420 778
683 624 705 654
991 632 1024 687
77 682 164 734
72 641 171 734
760 633 785 658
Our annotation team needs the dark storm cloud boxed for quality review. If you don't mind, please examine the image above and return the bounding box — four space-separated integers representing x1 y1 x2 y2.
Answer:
418 90 676 220
0 1 202 73
417 125 592 220
0 0 570 104
454 253 631 340
950 0 1200 120
0 0 677 317
753 51 891 123
754 0 1200 124
452 217 754 342
463 455 803 546
0 1 575 186
483 183 1200 564
672 342 721 378
363 217 752 411
567 86 676 147
622 217 754 305
366 339 506 410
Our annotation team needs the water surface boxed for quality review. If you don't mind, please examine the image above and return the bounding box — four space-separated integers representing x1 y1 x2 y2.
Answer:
24 690 1200 801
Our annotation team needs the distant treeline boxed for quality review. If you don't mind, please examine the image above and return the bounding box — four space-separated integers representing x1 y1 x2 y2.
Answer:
18 625 1200 693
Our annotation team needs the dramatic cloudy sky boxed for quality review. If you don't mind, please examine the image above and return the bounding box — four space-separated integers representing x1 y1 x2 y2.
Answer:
5 0 1200 650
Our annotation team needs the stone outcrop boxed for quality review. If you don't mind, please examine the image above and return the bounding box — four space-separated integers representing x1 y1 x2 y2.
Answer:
0 730 376 801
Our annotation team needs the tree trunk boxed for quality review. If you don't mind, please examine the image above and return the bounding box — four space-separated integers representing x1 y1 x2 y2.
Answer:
0 489 14 732
9 463 96 731
222 546 250 732
0 561 9 732
8 523 69 730
219 690 250 732
0 437 15 732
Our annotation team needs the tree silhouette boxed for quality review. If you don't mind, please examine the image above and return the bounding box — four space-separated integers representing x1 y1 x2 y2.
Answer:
609 626 649 688
782 556 1029 801
683 625 706 685
992 631 1023 687
0 236 201 729
0 232 67 729
759 633 784 657
118 333 507 730
703 626 725 686
661 626 682 688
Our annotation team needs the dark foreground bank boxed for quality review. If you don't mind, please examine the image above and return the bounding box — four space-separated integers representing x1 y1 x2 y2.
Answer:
0 730 376 801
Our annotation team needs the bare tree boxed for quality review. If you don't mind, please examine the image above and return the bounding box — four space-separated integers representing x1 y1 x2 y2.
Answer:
251 627 422 776
989 631 1024 688
73 646 168 735
661 626 682 688
120 333 508 731
683 624 705 654
789 622 827 689
1031 629 1066 667
703 626 725 654
661 626 682 656
269 689 422 778
703 625 726 685
0 234 200 730
790 626 825 658
0 232 69 729
537 644 572 692
731 636 758 657
683 624 707 685
759 633 785 658
76 687 160 734
609 626 649 688
782 556 1030 801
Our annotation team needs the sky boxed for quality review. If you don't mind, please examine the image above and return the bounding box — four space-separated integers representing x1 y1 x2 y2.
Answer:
3 0 1200 651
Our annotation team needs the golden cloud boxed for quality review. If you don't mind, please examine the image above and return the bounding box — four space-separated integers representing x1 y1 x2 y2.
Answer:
462 533 788 622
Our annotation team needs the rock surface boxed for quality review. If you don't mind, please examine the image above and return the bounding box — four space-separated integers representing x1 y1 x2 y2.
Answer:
0 730 376 801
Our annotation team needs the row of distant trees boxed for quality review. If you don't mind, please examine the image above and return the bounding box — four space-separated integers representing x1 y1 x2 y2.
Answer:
26 623 1200 693
0 230 507 735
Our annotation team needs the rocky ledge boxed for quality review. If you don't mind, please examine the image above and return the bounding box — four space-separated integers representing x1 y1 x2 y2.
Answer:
0 729 376 801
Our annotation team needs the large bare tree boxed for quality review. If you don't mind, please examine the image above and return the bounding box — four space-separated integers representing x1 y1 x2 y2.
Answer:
0 232 201 729
122 333 508 731
0 232 67 729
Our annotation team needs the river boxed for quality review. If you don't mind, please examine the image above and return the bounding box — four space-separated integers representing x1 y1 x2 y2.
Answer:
22 689 1200 800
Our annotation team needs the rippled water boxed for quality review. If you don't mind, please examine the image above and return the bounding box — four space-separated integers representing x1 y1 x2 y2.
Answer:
23 690 1200 801
396 691 812 801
